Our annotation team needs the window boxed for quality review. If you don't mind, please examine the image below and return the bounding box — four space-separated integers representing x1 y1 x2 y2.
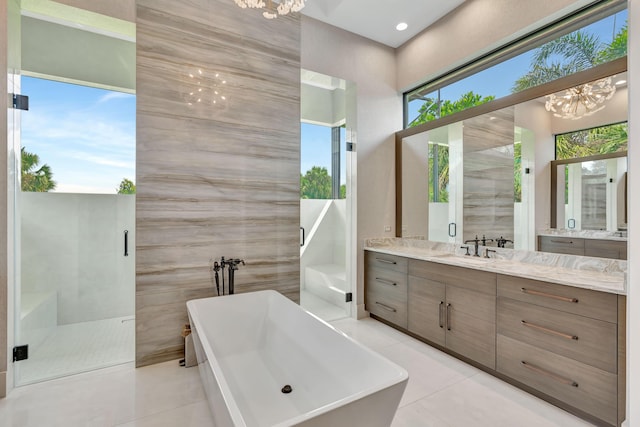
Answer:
405 2 627 128
555 122 628 160
21 76 136 194
300 123 346 199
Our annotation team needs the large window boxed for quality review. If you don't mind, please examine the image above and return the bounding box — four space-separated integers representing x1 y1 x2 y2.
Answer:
405 2 627 127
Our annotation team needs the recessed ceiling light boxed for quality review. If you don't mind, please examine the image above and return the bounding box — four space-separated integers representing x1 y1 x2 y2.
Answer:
396 22 408 31
615 79 627 85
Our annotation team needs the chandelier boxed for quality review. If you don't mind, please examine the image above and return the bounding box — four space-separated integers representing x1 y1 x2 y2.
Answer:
545 77 616 120
233 0 305 19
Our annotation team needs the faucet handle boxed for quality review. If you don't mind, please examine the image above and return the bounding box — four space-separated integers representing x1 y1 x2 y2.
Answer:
460 245 471 256
484 248 497 258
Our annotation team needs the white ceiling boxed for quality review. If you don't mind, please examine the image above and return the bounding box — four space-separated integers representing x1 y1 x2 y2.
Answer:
301 0 466 48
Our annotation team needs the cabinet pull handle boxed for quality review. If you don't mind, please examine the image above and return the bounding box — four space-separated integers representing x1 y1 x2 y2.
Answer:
521 288 579 303
521 361 578 387
375 302 397 313
375 278 397 286
550 239 574 244
439 301 444 328
446 303 452 331
521 320 578 340
376 258 397 265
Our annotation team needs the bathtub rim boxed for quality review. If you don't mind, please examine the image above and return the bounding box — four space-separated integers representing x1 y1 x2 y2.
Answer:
186 289 408 427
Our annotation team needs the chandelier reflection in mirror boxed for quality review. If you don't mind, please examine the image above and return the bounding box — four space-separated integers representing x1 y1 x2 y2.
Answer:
185 69 227 108
545 77 616 120
233 0 305 19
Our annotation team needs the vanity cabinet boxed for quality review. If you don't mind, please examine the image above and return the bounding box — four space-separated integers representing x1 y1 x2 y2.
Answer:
496 274 620 425
364 252 408 328
407 260 497 369
538 235 627 260
364 249 625 426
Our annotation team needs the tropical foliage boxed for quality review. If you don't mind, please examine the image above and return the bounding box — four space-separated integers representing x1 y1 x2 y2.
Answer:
556 122 627 160
513 25 627 92
300 166 345 199
21 147 56 192
410 91 495 127
117 178 136 194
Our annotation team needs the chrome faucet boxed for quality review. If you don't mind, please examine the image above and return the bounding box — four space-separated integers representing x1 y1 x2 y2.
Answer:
464 235 481 257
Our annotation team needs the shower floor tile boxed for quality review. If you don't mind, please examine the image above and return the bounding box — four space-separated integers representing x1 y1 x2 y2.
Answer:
16 316 135 385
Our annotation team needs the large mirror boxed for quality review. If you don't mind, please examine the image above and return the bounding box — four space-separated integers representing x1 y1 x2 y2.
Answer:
396 62 628 253
551 152 627 232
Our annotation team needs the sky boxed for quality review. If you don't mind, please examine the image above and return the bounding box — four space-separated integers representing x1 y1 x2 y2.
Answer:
406 9 628 124
21 9 626 194
21 76 135 194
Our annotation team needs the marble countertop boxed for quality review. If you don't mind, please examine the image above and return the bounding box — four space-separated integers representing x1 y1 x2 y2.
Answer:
537 228 627 241
365 238 626 295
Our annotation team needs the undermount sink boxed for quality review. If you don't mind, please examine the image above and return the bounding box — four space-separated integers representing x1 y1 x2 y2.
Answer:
434 253 496 265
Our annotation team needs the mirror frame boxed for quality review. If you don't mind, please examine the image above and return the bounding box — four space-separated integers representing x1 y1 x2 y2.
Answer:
550 150 628 228
394 56 627 237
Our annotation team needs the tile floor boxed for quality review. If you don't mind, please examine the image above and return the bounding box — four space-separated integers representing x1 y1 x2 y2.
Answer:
16 316 135 386
0 316 596 427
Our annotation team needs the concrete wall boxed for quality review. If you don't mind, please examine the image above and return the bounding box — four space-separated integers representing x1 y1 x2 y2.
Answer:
301 16 400 317
135 0 301 366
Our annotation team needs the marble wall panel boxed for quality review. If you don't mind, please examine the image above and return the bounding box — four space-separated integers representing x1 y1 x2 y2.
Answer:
136 0 300 367
463 107 515 243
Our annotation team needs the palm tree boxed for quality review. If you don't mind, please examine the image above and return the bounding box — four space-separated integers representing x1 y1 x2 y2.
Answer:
21 147 56 192
512 25 627 92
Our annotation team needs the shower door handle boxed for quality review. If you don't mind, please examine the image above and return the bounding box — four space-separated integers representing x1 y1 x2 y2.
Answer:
124 230 129 257
300 227 305 247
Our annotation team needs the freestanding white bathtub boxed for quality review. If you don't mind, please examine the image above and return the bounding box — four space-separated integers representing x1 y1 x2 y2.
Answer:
187 290 408 427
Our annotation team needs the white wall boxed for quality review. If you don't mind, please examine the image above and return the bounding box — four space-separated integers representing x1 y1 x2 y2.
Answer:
302 16 401 317
396 0 597 90
299 200 346 288
21 193 135 325
301 83 345 126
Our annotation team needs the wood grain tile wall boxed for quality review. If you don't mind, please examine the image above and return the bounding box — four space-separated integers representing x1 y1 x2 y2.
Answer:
136 0 300 367
463 107 515 243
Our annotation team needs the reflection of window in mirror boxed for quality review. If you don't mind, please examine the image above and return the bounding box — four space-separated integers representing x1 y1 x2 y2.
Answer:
555 121 628 160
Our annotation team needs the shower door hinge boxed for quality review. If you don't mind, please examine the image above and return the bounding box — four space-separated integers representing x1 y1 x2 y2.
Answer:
345 292 353 303
11 94 29 111
346 142 355 152
13 345 29 362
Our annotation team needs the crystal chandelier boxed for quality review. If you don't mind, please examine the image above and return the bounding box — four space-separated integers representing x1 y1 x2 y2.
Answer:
545 77 616 120
233 0 305 19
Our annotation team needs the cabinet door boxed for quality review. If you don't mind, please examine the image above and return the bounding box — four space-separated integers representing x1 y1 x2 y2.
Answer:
446 284 496 369
408 275 446 347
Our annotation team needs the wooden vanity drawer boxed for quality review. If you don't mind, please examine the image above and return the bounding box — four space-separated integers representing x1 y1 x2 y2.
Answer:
409 259 496 295
497 335 617 426
366 288 407 329
584 239 627 260
497 275 617 323
538 236 585 255
498 298 617 373
365 251 408 273
365 267 407 328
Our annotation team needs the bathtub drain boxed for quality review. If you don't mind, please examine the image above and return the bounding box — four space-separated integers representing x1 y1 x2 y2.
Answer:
281 385 293 394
